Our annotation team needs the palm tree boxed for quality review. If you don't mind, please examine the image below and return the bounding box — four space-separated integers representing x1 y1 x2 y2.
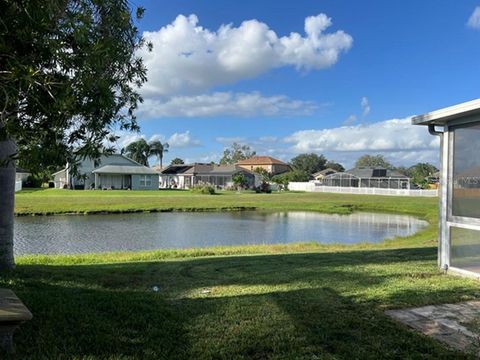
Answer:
123 139 150 166
149 141 169 168
122 139 170 168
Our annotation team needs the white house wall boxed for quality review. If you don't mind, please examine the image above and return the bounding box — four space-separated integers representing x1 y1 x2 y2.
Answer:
70 155 138 189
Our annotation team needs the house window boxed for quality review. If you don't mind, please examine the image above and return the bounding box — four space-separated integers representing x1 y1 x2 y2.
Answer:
140 175 152 187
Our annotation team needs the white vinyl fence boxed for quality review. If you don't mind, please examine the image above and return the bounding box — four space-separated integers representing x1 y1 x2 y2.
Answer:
288 182 438 197
15 181 22 192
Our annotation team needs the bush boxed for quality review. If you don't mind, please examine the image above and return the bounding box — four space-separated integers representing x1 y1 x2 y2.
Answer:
232 173 247 189
255 181 272 193
190 185 216 195
23 175 43 188
272 170 309 186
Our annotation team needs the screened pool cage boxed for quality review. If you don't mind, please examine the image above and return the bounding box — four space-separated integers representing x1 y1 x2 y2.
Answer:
321 172 410 189
413 99 480 278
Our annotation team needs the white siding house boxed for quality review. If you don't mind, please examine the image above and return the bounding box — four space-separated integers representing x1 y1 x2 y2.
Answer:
53 154 159 190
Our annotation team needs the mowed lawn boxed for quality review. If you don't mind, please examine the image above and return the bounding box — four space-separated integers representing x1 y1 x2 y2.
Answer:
16 188 436 217
4 189 480 358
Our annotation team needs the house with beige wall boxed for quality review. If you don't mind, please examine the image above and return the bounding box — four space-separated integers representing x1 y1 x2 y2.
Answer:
236 156 291 175
159 163 260 189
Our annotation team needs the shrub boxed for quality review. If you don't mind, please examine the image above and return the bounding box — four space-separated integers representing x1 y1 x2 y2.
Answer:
232 173 247 189
23 175 43 188
190 185 216 195
255 181 272 193
272 170 309 186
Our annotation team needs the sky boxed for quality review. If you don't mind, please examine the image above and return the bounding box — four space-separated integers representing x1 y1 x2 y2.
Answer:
116 1 480 168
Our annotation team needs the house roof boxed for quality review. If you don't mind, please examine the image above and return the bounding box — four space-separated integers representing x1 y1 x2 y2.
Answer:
189 164 215 174
344 167 409 179
94 153 143 166
160 163 254 176
202 165 253 175
52 168 66 176
151 165 163 172
412 98 480 126
312 168 337 177
92 165 158 175
16 167 31 174
236 156 288 166
160 164 194 174
159 163 213 175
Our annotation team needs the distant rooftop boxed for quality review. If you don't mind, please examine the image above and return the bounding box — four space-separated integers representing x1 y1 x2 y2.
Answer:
160 163 253 175
236 156 288 166
92 165 158 175
313 168 337 177
346 167 408 179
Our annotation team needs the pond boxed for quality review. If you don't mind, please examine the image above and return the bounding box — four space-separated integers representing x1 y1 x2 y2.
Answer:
14 211 428 255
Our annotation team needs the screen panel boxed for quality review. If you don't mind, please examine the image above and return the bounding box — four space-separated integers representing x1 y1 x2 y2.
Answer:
450 226 480 273
452 122 480 219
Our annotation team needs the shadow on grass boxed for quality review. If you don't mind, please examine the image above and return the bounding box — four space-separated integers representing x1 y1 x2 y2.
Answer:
177 287 471 359
17 188 47 194
2 247 478 359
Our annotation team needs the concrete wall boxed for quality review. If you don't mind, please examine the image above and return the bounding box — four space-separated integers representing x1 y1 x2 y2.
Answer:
288 182 438 197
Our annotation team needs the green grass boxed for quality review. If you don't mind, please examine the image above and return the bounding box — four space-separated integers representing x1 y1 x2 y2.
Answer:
16 188 437 217
5 189 479 358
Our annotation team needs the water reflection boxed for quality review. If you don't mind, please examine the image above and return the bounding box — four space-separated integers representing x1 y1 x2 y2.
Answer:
14 211 428 255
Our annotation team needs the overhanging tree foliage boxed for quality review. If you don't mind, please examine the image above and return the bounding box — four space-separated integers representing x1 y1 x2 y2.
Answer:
0 0 148 270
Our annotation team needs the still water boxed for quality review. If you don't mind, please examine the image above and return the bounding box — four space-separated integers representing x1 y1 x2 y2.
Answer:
14 211 428 255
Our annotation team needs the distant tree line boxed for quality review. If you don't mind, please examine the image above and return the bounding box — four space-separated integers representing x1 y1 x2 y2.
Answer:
217 144 438 188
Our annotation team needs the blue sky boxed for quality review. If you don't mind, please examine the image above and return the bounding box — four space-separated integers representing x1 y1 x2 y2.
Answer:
119 1 480 168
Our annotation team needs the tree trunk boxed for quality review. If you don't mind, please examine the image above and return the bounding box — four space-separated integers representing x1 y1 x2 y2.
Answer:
0 138 16 271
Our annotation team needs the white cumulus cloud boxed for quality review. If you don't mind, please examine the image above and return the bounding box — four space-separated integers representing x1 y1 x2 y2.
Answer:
167 131 201 148
361 97 370 117
138 91 316 118
343 114 357 125
215 136 248 145
110 131 200 150
138 13 353 97
467 7 480 29
284 117 439 154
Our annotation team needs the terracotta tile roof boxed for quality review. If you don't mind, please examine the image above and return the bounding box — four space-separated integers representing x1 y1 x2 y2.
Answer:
236 156 288 166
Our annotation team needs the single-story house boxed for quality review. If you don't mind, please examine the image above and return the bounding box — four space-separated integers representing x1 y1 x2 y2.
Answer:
15 167 31 192
312 168 338 181
236 156 291 175
53 154 159 190
159 163 260 189
16 167 31 183
321 168 411 189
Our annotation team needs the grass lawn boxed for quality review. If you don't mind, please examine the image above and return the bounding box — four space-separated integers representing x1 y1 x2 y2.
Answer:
4 189 479 358
16 187 437 217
